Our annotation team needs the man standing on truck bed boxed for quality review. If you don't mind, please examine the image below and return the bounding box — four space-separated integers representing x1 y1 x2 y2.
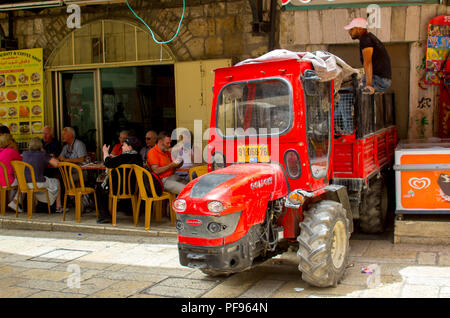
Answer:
345 17 392 94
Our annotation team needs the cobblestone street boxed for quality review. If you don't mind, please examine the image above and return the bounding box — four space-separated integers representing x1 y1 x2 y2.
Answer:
0 229 449 299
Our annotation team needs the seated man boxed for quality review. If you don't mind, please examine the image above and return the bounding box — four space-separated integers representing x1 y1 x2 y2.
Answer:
147 131 187 195
344 18 391 94
41 126 61 158
140 130 157 166
171 130 201 180
58 127 87 164
110 130 129 157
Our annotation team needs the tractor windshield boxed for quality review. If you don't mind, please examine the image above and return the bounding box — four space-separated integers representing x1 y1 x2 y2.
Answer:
216 78 292 137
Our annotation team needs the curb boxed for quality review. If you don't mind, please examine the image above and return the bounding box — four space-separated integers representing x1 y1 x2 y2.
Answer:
0 217 178 238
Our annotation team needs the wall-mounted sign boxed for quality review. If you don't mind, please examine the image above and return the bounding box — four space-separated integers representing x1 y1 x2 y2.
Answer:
425 15 449 85
282 0 441 9
0 48 44 144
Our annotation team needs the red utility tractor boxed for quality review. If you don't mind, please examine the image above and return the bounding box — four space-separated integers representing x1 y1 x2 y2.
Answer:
173 56 397 287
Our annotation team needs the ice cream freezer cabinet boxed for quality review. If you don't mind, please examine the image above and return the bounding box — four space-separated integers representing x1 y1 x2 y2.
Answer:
394 139 450 217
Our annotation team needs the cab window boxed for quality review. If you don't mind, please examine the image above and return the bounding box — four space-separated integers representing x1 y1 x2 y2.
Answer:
216 79 292 137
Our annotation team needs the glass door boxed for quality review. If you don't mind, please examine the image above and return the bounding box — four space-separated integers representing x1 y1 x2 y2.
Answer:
100 65 176 148
58 70 102 157
56 66 176 159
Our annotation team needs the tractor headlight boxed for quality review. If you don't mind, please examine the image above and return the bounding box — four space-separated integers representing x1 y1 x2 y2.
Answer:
287 191 305 205
173 199 186 212
207 201 224 214
175 220 184 231
207 222 226 233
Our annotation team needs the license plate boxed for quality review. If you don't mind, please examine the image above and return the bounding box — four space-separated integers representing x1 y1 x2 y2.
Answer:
237 144 270 163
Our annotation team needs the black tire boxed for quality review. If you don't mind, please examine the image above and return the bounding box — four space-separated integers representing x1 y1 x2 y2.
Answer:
297 200 350 288
200 269 231 277
359 177 388 233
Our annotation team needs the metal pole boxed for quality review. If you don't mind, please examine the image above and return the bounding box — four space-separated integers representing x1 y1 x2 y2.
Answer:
268 0 277 51
8 11 13 39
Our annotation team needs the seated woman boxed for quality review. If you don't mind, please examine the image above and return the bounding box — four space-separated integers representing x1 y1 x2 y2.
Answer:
0 133 22 211
96 136 143 224
22 137 64 213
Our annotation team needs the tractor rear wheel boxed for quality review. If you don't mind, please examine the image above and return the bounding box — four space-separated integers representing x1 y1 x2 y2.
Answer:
359 177 388 233
297 200 350 287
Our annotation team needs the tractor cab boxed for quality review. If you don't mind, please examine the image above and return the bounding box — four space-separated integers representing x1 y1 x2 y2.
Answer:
207 57 334 193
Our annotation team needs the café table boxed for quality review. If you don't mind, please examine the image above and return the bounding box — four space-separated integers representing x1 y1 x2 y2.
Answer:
176 163 205 172
80 162 106 170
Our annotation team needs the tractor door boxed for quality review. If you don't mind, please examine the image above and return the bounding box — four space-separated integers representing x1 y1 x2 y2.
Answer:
303 73 333 189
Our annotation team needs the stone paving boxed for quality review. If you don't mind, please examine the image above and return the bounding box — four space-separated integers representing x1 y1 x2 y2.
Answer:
0 226 449 299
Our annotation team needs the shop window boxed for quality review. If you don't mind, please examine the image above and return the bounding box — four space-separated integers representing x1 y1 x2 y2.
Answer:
46 20 174 68
101 65 176 148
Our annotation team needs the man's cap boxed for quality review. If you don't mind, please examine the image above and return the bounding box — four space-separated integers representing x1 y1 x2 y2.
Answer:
344 18 368 30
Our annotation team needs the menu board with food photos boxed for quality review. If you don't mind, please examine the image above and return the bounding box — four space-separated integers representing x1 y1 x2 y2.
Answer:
0 48 43 144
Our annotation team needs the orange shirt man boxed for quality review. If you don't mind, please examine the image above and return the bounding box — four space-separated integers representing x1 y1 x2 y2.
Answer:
147 138 174 179
147 131 187 195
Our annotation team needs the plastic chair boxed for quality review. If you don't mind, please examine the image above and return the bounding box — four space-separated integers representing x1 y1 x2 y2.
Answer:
108 164 137 227
189 165 208 181
10 160 51 219
0 162 17 216
133 165 175 230
58 162 98 223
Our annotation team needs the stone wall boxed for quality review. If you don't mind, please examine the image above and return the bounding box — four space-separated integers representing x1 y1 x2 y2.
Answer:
280 4 450 48
0 0 270 64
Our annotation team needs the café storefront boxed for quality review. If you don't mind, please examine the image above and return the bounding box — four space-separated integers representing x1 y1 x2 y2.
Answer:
44 19 230 159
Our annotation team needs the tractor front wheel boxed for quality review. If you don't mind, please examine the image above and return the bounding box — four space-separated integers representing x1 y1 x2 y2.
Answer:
297 200 350 287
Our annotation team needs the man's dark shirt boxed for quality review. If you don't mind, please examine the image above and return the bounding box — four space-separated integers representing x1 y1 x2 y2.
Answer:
42 138 61 157
359 32 392 79
104 152 143 194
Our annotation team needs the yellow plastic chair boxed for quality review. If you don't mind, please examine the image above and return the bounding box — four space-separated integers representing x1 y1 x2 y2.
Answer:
0 162 17 216
58 162 98 223
189 165 208 181
108 164 137 227
10 160 51 219
133 165 175 230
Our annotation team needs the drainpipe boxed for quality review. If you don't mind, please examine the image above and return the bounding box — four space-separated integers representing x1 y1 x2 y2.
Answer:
268 0 277 51
8 11 13 39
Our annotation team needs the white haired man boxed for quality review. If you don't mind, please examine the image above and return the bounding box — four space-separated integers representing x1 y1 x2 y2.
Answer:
58 127 87 164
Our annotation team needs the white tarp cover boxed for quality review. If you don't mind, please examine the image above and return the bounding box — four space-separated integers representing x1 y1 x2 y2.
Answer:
236 49 359 92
